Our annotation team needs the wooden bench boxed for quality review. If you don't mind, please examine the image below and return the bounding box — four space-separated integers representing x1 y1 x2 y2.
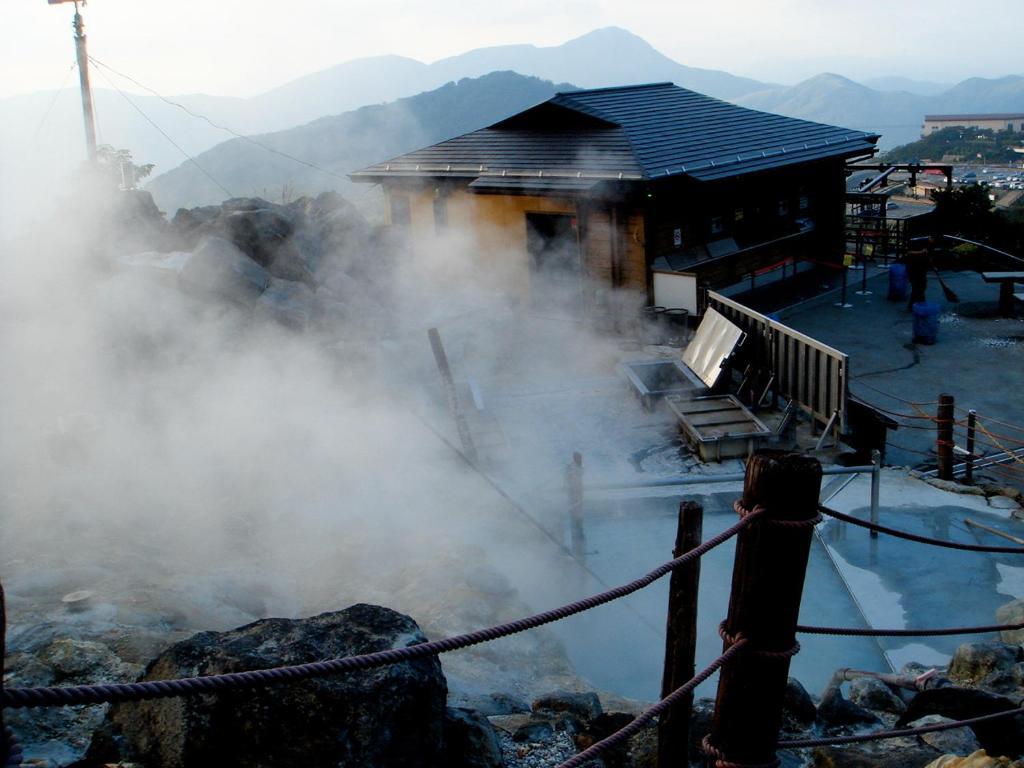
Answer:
981 271 1024 316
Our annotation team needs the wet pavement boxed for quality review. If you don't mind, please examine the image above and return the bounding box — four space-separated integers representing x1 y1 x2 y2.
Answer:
776 268 1024 477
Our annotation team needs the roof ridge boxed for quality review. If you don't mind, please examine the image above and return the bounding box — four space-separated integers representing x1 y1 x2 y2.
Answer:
554 81 674 97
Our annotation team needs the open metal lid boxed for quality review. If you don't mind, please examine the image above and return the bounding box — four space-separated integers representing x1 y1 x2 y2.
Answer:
682 307 745 389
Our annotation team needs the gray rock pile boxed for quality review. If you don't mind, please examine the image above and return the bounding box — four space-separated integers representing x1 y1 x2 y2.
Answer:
115 191 388 330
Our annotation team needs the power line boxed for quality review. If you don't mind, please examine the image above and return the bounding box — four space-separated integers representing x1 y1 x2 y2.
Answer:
88 61 233 199
32 61 77 141
88 55 351 184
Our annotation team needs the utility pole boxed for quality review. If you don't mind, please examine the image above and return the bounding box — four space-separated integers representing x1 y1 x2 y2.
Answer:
51 0 98 162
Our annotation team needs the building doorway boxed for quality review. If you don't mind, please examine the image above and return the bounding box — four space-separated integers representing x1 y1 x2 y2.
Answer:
525 212 583 315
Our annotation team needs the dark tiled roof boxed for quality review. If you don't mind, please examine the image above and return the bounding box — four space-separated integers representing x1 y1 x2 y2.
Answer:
353 82 878 185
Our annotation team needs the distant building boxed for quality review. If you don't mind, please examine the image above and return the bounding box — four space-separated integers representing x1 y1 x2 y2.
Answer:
353 83 878 314
922 114 1024 137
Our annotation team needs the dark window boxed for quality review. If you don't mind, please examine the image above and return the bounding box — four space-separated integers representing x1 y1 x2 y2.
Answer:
777 199 790 217
710 216 725 236
433 197 447 231
390 195 411 227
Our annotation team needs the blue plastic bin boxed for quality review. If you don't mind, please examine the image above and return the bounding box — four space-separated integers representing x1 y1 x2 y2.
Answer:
912 301 940 345
888 263 908 301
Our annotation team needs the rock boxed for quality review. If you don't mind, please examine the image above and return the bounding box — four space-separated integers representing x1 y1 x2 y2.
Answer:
449 692 530 716
512 720 555 743
949 642 1022 684
103 604 446 768
531 691 602 721
997 599 1024 645
179 236 269 303
818 684 879 727
219 206 315 286
443 707 505 768
6 640 140 768
924 749 1024 768
813 744 944 767
898 686 1024 757
783 677 817 727
256 277 316 328
910 715 983 755
574 712 654 768
688 698 715 765
849 676 907 715
988 495 1021 511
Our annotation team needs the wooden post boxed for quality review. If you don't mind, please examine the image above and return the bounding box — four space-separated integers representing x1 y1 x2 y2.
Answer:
427 327 478 465
567 452 585 560
965 409 977 484
658 500 703 768
706 451 822 767
936 393 955 481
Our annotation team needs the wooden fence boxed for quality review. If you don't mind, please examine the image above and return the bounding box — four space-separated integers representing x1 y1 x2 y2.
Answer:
706 291 849 433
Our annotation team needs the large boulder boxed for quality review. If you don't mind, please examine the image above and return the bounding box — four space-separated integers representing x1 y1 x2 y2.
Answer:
178 236 270 303
909 715 982 756
997 599 1024 646
849 676 907 715
897 686 1024 757
102 604 446 768
442 708 504 768
5 639 141 767
256 277 316 329
949 642 1022 685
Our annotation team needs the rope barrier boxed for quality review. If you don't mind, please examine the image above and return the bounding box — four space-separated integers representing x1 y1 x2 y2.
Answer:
955 407 1024 437
2 514 758 709
974 422 1024 466
778 705 1024 749
819 506 1024 553
797 620 1024 637
702 735 780 768
852 379 939 408
554 639 749 768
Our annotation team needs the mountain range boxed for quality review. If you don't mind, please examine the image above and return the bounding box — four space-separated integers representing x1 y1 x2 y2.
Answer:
2 26 1022 231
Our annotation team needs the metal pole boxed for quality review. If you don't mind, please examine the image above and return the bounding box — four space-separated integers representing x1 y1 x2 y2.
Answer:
706 451 822 767
567 452 585 560
427 327 478 465
965 410 977 484
835 262 852 308
936 394 955 481
658 500 703 768
870 449 881 539
72 2 98 163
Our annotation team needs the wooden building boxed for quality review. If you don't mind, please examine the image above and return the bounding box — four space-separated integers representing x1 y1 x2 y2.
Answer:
352 83 879 314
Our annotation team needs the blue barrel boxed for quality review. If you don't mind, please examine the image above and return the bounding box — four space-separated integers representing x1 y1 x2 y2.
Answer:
912 301 940 345
888 262 909 301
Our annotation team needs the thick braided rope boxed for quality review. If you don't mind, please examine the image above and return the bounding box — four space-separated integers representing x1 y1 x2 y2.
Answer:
3 513 758 709
734 500 821 528
701 735 780 768
819 505 1024 554
554 638 749 768
797 620 1024 637
778 705 1024 748
718 622 800 660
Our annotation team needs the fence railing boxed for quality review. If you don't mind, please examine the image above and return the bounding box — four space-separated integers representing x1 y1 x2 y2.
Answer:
4 450 1024 768
707 291 850 433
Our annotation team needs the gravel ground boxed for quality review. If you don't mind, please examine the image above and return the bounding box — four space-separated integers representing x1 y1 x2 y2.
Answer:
499 731 592 768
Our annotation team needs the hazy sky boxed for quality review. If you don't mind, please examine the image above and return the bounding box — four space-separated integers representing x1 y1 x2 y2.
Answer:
2 0 1022 100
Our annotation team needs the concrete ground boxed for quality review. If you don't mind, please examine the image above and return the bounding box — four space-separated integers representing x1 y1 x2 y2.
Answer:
776 267 1024 478
403 299 1024 705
